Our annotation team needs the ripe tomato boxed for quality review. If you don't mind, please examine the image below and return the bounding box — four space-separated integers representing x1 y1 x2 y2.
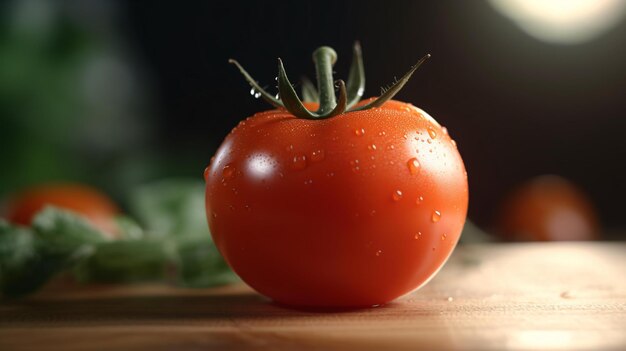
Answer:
205 45 468 307
5 183 120 238
494 175 600 241
205 100 468 307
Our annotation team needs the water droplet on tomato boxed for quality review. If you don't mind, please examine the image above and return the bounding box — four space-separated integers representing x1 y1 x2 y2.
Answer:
212 212 218 219
415 232 422 240
244 204 251 211
407 158 420 175
432 210 442 223
355 128 365 136
442 127 449 135
310 149 325 162
304 179 313 185
222 164 235 179
376 250 382 256
387 145 395 150
378 131 386 136
441 233 447 241
451 139 457 147
368 144 377 151
326 172 335 177
428 127 437 139
286 144 294 151
392 190 403 201
370 210 377 216
416 196 424 205
203 167 210 181
291 155 307 170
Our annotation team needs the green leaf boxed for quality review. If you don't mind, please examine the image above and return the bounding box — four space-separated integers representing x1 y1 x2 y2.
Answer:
129 179 209 240
0 220 35 267
1 207 108 297
32 206 108 255
0 220 66 298
115 215 144 240
73 239 176 284
175 236 238 288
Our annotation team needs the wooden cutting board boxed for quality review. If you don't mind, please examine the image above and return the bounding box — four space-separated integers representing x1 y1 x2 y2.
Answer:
1 242 625 351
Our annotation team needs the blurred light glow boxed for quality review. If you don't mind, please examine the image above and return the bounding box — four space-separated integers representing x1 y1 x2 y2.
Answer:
488 0 626 44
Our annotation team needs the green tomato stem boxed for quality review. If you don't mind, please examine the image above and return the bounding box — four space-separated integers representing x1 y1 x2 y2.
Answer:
312 46 338 115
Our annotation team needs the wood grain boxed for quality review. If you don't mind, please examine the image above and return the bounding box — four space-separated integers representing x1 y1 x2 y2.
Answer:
1 243 625 351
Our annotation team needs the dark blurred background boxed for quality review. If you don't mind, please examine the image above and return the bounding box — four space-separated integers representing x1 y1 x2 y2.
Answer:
1 0 625 237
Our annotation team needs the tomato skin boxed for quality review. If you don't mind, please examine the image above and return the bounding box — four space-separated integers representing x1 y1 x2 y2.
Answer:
495 175 599 241
205 100 468 307
6 184 120 238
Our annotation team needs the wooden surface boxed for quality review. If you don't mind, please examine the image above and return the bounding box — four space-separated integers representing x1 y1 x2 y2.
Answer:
1 243 625 351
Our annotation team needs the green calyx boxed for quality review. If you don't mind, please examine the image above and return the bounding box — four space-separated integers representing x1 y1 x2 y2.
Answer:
229 42 430 120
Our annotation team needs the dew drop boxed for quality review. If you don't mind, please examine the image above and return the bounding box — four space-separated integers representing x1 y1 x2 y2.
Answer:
368 144 377 151
415 232 422 240
441 233 447 241
310 149 325 162
286 144 294 151
427 127 437 139
291 155 307 170
203 166 210 181
222 164 236 179
432 210 442 223
304 179 313 185
387 145 395 150
376 250 383 257
254 92 261 99
250 87 256 96
326 172 335 177
392 190 403 201
442 126 449 135
407 158 420 175
355 128 365 136
378 131 387 136
451 139 457 147
416 196 424 205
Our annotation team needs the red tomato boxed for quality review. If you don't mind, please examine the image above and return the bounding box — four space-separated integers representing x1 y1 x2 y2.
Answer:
205 100 468 307
5 183 120 238
495 175 600 241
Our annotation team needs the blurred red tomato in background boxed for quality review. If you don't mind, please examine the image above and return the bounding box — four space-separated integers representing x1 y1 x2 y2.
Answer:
494 175 600 241
5 184 119 238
